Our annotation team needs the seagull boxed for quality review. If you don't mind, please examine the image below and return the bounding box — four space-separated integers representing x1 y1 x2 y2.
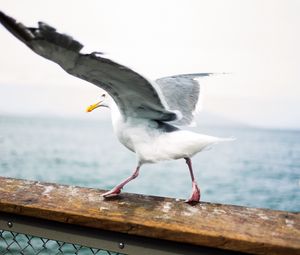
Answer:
0 11 232 203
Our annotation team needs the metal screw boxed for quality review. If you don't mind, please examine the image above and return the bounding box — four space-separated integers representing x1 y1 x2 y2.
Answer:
7 221 13 228
118 242 125 249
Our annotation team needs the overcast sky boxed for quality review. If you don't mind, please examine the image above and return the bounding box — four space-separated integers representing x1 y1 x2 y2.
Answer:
0 0 299 129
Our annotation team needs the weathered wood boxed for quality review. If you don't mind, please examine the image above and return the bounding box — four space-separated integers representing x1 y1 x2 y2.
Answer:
0 177 299 255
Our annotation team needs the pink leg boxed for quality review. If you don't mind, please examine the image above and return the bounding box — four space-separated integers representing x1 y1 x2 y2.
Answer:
102 166 140 198
184 158 201 203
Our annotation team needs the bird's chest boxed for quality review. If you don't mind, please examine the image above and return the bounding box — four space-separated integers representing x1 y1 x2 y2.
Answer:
111 117 140 152
115 126 135 152
112 117 156 154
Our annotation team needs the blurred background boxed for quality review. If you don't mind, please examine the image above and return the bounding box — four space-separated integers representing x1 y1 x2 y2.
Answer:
0 0 299 211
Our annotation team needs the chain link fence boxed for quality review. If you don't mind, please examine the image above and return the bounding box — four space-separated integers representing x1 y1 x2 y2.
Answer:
0 229 125 255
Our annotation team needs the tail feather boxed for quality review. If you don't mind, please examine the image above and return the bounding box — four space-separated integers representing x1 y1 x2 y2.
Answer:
216 136 236 142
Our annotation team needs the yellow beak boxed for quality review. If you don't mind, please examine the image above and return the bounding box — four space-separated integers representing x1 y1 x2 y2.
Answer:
86 101 101 112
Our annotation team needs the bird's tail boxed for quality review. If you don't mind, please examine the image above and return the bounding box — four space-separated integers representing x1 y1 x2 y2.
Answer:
200 136 235 152
215 136 236 142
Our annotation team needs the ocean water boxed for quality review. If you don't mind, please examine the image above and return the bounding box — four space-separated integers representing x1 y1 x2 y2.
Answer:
0 115 299 212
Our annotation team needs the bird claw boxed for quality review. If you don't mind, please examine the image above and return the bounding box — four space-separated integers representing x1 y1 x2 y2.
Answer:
102 187 122 198
185 182 200 204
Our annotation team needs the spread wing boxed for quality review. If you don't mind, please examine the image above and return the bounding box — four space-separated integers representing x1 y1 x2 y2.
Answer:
0 11 177 121
155 73 213 126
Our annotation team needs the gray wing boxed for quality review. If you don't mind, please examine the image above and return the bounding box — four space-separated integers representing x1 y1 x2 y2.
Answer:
155 73 213 126
0 11 177 122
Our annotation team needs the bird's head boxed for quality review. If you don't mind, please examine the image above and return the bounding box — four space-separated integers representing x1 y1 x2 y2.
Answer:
86 93 109 112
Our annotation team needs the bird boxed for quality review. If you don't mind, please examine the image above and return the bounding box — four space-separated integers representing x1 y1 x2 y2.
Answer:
0 11 233 203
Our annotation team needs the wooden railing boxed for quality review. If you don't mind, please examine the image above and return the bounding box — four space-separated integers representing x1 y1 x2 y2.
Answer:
0 176 299 255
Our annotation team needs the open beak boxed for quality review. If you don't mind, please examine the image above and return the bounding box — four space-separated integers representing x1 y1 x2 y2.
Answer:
86 101 102 112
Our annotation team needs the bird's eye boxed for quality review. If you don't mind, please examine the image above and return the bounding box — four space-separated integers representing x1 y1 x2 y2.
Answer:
102 93 106 97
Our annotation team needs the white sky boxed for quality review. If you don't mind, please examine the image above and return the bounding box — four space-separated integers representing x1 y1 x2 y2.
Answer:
0 0 299 129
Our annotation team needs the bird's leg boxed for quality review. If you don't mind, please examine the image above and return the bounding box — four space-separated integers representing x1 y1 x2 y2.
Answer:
102 166 140 198
184 157 201 203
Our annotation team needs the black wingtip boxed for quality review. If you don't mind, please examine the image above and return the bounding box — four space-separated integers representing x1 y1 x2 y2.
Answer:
0 10 84 53
0 10 6 20
0 10 35 44
0 10 13 26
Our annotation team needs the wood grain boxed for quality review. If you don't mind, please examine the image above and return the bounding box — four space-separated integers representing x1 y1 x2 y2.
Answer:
0 176 299 255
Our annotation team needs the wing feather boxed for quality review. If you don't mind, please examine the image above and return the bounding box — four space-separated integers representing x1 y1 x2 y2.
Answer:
0 11 177 121
156 73 213 126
